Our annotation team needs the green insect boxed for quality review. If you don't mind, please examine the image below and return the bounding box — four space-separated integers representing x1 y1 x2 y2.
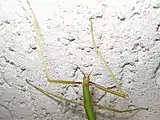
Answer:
26 1 148 120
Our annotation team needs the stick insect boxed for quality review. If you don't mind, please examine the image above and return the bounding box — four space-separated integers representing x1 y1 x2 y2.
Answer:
26 1 148 120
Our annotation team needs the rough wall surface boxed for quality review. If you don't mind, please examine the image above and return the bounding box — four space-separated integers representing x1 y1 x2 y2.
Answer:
0 0 160 120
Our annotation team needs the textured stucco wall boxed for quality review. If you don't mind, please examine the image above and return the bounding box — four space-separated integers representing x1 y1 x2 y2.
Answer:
0 0 160 120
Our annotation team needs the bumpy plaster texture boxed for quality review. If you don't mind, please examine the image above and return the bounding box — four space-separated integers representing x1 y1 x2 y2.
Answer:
0 0 160 120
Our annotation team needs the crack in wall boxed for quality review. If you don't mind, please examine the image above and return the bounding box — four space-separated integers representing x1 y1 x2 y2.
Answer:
0 103 13 119
154 62 160 88
152 62 160 79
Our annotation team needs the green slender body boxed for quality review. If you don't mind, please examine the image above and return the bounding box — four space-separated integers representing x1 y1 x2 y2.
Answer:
83 73 96 120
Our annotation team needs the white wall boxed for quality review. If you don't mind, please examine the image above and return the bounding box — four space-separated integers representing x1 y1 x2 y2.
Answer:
0 0 160 120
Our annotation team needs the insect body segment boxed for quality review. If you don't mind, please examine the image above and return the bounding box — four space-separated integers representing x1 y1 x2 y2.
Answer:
83 73 96 120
